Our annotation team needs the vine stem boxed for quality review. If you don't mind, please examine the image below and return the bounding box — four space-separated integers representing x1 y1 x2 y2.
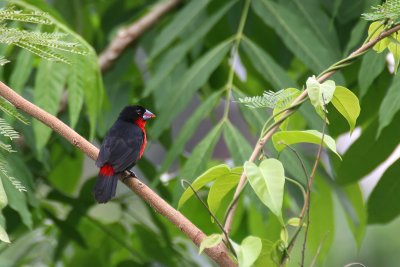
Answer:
0 81 237 267
223 23 400 237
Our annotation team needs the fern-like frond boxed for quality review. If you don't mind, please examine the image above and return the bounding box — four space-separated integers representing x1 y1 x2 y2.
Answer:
0 159 27 192
237 89 298 109
0 141 15 153
0 118 19 140
0 98 29 124
362 0 400 23
0 6 52 24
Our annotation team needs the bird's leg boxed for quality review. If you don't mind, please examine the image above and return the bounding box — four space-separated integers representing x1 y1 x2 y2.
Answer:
122 170 137 182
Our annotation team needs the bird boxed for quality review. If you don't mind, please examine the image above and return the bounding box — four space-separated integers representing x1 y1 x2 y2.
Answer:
93 105 155 203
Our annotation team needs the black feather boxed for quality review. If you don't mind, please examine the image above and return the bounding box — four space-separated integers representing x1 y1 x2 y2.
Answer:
93 174 119 203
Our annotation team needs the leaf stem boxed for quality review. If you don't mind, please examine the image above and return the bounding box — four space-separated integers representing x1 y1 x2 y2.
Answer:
222 0 251 120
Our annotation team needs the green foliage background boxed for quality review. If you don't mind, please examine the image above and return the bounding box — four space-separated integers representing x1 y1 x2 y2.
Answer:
0 0 400 266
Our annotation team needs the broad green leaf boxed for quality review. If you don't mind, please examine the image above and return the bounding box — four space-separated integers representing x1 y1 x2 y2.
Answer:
33 60 68 154
0 224 10 243
367 160 400 224
178 163 229 209
223 121 252 165
241 37 296 89
88 202 122 224
160 91 222 173
342 183 366 248
288 0 341 57
199 234 222 255
358 51 386 98
48 146 83 196
306 76 336 115
378 74 400 137
368 21 389 53
2 176 32 228
236 236 262 267
272 130 341 159
254 239 275 267
179 122 223 184
9 49 33 93
308 176 334 263
331 86 360 133
0 177 7 210
252 0 338 73
81 53 104 139
67 54 85 128
151 39 233 137
245 159 285 221
149 0 212 59
207 166 242 216
337 119 400 184
144 0 237 97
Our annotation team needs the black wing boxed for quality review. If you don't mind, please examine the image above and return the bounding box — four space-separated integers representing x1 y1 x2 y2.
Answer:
96 120 144 172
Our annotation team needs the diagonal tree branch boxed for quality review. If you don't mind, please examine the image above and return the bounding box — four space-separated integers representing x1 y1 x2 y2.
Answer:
0 81 236 267
223 23 400 237
99 0 181 71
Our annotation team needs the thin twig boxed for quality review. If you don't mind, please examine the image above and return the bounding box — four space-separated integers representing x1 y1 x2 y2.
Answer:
223 22 400 239
99 0 182 71
309 232 329 267
0 81 237 267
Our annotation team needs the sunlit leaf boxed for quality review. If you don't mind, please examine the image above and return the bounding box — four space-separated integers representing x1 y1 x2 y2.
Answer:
272 130 341 159
245 159 285 222
331 86 360 133
199 234 222 255
236 236 262 267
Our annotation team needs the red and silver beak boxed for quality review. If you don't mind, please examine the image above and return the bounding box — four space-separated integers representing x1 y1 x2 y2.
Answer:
143 109 155 120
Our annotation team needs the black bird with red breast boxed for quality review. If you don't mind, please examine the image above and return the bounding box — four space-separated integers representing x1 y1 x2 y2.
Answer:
93 105 155 203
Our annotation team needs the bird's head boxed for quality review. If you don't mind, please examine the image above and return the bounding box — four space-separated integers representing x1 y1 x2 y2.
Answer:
119 105 155 123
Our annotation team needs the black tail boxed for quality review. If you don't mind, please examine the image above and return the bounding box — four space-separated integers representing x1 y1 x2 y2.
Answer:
93 174 119 203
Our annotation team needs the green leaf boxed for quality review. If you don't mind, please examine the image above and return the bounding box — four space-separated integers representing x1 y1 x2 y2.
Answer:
273 88 301 130
149 0 212 59
9 49 33 93
48 146 83 196
331 86 360 133
342 183 366 248
378 74 400 137
160 91 222 173
336 119 400 184
178 123 223 191
2 176 32 228
287 217 305 227
67 54 85 128
272 130 341 159
33 60 69 154
0 224 10 243
88 202 122 224
254 239 275 267
150 39 233 136
308 175 334 263
367 160 400 224
388 32 400 73
223 121 252 165
252 0 339 73
241 37 296 89
245 159 285 222
236 236 262 267
306 76 336 115
358 51 386 98
178 163 229 209
368 21 389 53
0 177 7 210
198 234 222 255
207 166 242 216
144 0 237 97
